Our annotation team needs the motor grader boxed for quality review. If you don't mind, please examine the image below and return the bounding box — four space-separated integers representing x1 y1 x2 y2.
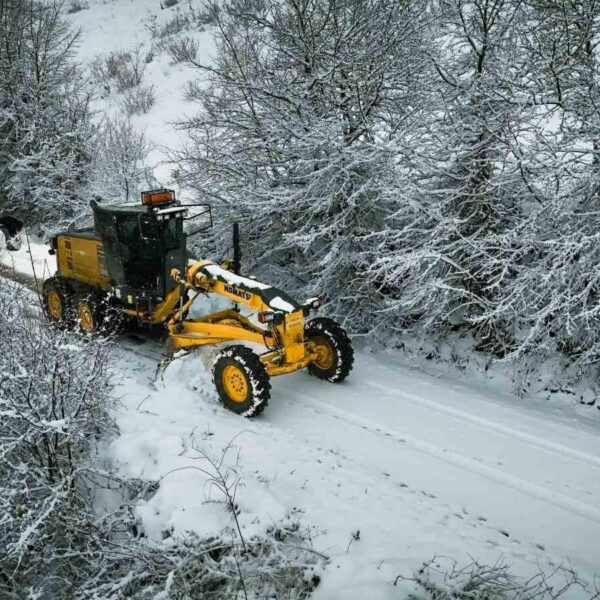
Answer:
42 190 353 416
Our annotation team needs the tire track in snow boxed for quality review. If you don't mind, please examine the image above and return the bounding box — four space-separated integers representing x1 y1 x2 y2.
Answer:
364 379 600 470
280 387 600 525
115 336 600 524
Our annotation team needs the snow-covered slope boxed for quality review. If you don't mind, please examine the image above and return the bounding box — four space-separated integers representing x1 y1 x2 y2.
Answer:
68 0 215 191
115 338 600 599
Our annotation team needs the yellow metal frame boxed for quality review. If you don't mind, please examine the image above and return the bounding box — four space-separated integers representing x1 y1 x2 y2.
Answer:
164 261 319 377
56 235 111 290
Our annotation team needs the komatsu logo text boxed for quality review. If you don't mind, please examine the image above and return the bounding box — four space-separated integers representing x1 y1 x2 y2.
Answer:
224 284 252 301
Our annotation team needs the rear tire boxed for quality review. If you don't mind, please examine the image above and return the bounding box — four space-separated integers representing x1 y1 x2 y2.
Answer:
42 277 72 327
305 317 354 383
212 345 271 417
76 295 103 334
76 293 121 334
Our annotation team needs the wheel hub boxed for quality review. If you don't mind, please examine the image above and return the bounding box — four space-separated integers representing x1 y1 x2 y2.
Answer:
222 364 249 403
312 335 334 370
47 290 62 320
78 301 94 333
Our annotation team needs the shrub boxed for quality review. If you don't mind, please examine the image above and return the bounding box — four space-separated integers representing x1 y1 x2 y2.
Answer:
66 0 88 13
167 35 198 64
90 46 148 93
0 280 116 595
397 557 596 600
122 83 156 115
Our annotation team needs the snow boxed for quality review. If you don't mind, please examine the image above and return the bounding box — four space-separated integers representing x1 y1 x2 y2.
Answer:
108 340 600 598
269 295 296 313
0 238 56 281
40 418 69 432
201 262 271 291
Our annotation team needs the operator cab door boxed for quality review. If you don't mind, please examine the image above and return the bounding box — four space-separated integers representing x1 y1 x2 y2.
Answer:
115 213 164 292
136 212 187 296
93 205 126 288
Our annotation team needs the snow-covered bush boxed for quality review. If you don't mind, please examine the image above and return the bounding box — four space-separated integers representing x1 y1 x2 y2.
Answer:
146 4 213 44
73 519 323 599
399 557 596 600
90 45 149 93
149 10 193 41
166 35 198 64
66 0 88 13
122 83 156 115
0 280 116 595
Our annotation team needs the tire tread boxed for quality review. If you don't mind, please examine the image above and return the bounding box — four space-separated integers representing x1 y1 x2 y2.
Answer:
305 317 354 382
212 344 271 417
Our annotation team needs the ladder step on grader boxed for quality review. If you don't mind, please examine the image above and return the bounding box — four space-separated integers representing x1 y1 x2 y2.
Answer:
42 190 353 416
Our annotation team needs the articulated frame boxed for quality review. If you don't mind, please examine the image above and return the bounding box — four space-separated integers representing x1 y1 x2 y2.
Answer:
166 260 319 376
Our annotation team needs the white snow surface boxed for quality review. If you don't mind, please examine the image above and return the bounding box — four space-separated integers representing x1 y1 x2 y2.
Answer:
0 238 56 280
113 343 600 598
269 295 296 313
201 263 271 291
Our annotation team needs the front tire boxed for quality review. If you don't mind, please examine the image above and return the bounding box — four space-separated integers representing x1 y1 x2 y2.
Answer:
212 345 271 417
305 317 354 383
76 293 122 334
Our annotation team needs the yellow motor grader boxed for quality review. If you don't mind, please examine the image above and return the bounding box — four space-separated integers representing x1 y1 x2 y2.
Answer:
42 190 353 416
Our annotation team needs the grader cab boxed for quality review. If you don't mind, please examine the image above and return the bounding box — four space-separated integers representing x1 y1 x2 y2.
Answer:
42 190 353 416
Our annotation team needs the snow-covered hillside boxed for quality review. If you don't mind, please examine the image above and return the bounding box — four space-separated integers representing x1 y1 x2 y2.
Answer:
68 0 215 193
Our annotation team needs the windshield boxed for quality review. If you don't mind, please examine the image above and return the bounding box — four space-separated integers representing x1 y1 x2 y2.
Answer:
161 217 183 250
115 214 183 255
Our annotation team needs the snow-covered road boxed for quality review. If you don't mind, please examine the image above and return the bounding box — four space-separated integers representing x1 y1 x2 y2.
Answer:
111 338 600 599
271 355 600 575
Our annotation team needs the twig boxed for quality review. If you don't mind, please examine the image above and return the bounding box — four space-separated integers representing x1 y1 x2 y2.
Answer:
25 230 45 315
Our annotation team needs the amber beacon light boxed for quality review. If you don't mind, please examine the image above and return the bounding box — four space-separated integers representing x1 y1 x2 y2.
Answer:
141 189 175 207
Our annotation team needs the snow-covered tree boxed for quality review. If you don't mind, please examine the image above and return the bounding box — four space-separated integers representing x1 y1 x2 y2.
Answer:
0 280 116 595
367 0 540 352
0 0 95 229
91 115 155 203
174 0 428 328
494 0 600 368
